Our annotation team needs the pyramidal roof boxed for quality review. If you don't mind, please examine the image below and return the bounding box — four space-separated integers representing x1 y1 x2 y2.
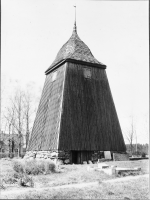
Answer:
45 23 106 74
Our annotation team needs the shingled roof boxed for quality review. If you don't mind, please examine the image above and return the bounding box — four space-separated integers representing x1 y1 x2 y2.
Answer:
45 23 106 74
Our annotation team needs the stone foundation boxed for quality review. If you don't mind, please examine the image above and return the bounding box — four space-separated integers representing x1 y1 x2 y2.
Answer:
24 150 129 164
24 150 71 164
24 150 108 164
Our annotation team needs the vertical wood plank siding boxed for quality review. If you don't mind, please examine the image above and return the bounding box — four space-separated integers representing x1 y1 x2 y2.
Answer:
28 61 126 152
58 62 126 152
27 64 66 151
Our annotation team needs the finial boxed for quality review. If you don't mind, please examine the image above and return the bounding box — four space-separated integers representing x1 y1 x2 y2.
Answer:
73 5 77 32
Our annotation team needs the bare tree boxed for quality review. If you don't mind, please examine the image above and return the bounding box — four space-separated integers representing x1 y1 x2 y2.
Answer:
7 89 25 157
0 131 6 153
2 81 42 156
4 103 16 156
126 117 136 156
22 83 42 149
23 91 35 149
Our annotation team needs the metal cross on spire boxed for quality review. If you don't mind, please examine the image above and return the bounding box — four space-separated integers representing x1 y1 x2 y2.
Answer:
73 5 77 32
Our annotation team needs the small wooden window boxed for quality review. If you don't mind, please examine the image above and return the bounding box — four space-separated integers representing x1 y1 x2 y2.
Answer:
83 68 92 79
52 71 57 82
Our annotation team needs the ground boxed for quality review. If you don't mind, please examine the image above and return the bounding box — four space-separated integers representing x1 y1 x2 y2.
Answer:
0 158 149 199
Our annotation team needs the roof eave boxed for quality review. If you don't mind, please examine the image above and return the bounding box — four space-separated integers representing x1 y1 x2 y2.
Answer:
45 59 107 75
45 59 66 75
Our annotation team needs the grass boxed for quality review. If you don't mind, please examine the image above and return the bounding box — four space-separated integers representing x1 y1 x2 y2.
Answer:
33 160 149 188
0 158 149 199
2 176 149 199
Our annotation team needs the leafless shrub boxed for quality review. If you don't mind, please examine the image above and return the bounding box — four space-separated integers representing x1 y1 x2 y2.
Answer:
13 159 57 176
13 160 24 174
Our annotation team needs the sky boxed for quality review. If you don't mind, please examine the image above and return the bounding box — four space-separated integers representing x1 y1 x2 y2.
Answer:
1 0 149 144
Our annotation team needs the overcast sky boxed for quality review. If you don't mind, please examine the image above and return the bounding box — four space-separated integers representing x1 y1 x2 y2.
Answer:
1 0 149 144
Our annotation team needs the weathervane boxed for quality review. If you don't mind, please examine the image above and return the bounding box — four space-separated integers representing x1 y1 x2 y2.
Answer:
73 5 77 32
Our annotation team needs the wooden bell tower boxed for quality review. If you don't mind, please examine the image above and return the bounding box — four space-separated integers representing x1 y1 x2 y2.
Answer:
27 18 126 163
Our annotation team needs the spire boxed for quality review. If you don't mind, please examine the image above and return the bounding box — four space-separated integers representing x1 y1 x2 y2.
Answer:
45 5 106 73
73 5 77 33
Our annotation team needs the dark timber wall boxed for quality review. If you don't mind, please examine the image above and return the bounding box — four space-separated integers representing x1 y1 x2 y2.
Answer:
28 61 126 154
58 62 126 152
28 64 66 151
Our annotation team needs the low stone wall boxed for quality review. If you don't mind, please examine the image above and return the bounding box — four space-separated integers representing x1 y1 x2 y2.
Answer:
24 150 71 164
24 150 129 163
113 153 129 161
24 150 103 164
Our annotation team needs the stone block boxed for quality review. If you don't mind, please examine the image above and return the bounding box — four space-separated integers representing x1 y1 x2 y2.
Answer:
115 167 141 175
51 152 58 157
104 151 111 159
102 167 116 175
58 152 65 157
83 161 87 164
56 159 64 165
64 159 70 164
113 153 129 161
87 166 95 171
98 163 109 169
